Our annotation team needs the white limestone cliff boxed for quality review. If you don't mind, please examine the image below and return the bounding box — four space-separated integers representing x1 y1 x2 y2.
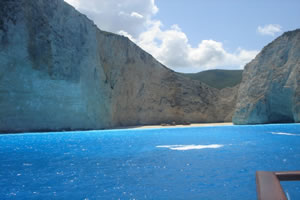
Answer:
233 29 300 124
0 0 236 132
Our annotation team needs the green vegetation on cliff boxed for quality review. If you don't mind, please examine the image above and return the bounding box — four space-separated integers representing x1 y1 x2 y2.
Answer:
183 69 243 89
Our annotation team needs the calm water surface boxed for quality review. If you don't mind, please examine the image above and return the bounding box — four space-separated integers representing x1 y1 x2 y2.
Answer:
1 124 300 200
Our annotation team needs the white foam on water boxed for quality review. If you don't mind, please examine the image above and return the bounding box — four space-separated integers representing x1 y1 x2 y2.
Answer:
286 191 291 200
270 132 298 136
156 144 224 151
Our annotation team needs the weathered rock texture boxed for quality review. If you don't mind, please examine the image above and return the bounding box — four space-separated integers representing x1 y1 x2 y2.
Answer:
233 29 300 124
0 0 236 133
97 31 238 127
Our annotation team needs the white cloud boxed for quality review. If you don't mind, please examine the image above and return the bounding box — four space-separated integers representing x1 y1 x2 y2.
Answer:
64 0 80 9
257 24 282 36
131 12 144 19
128 21 259 70
64 0 258 72
64 0 158 38
118 30 136 42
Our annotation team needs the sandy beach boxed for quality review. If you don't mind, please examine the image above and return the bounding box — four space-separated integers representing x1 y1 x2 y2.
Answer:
122 122 233 130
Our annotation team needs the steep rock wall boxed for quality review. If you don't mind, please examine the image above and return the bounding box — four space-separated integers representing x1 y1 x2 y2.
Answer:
233 29 300 124
97 31 238 127
0 0 237 132
0 0 112 132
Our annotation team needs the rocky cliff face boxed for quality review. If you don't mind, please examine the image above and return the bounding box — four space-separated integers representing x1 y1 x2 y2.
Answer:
0 0 236 133
0 0 112 132
233 29 300 124
97 31 238 127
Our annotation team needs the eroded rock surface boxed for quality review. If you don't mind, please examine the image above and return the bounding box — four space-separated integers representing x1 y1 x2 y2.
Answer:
97 30 238 127
0 0 111 132
0 0 236 132
233 29 300 124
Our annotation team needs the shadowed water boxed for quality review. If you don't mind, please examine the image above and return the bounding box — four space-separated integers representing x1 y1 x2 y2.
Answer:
1 124 300 199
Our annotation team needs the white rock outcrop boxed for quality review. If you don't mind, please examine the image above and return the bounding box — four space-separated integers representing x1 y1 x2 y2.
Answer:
0 0 237 132
233 29 300 124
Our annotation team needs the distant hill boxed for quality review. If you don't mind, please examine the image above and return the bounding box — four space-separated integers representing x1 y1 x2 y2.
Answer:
183 69 243 89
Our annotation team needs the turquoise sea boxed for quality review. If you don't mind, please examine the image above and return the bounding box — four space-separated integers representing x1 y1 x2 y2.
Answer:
1 124 300 199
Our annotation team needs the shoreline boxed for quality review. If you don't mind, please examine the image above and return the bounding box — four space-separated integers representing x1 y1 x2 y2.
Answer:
3 123 300 135
0 123 233 134
118 122 233 130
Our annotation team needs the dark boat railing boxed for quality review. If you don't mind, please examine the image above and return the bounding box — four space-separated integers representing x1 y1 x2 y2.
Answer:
256 171 300 200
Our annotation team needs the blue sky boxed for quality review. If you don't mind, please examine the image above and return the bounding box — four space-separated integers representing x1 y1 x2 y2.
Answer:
154 0 300 51
65 0 300 73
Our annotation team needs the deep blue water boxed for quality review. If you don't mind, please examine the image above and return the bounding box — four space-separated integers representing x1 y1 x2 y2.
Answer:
1 124 300 200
